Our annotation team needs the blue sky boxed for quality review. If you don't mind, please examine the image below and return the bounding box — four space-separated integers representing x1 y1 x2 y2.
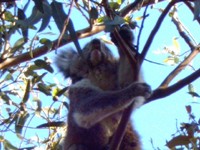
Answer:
130 2 200 149
4 0 200 149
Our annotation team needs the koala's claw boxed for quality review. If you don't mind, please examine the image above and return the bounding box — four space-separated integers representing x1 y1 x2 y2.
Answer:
135 83 152 99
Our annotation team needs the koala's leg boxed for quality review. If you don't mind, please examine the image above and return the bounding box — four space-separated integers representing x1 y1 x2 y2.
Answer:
119 123 141 150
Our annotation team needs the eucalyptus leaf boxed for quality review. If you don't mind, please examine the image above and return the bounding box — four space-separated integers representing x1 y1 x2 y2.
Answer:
18 8 28 39
34 59 54 73
37 83 51 95
67 19 82 55
89 7 98 19
51 1 68 33
38 2 52 32
39 38 53 50
194 0 200 20
3 138 18 150
15 112 30 138
33 0 44 13
22 79 30 103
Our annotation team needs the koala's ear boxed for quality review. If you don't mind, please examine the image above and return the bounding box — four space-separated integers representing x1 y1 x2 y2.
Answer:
119 25 134 43
55 49 78 78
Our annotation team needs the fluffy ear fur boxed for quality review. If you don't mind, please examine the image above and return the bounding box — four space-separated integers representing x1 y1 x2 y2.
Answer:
55 49 89 83
55 49 78 77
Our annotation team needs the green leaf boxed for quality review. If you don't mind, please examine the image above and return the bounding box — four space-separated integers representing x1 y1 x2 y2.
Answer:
188 83 195 93
89 7 98 19
34 59 54 73
39 38 53 50
109 2 120 10
2 137 18 150
32 72 47 84
52 86 68 101
33 0 44 13
37 121 65 128
15 111 30 138
67 19 82 55
38 2 52 32
24 65 39 77
4 11 14 22
97 16 109 24
37 83 51 95
185 105 192 114
51 1 81 54
188 92 200 98
18 8 28 39
112 16 125 25
12 38 25 52
51 1 68 33
33 98 42 114
104 16 125 32
24 1 51 32
174 56 179 64
117 0 124 5
17 8 26 20
63 101 69 110
4 73 13 81
166 135 191 148
52 87 59 97
25 6 44 25
0 92 11 105
194 0 200 20
55 87 68 97
22 79 30 103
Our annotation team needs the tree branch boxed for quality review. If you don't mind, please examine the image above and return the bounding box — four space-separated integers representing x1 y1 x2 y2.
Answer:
148 66 200 101
172 13 196 49
120 0 165 17
141 0 185 61
0 25 105 70
160 46 200 88
102 1 139 150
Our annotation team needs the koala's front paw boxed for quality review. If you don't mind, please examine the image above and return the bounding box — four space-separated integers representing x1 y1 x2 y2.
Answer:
135 83 152 99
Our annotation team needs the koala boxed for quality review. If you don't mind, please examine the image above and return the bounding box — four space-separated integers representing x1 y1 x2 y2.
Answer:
55 25 151 150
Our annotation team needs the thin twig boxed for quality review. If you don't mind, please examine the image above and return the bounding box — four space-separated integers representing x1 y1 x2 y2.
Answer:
160 46 200 87
137 2 150 52
147 60 200 101
120 0 166 17
141 0 184 62
102 1 140 150
74 2 90 24
172 13 196 48
0 25 105 70
56 0 74 48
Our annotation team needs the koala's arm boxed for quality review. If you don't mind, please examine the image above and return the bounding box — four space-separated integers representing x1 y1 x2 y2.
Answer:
110 25 136 56
69 79 151 129
111 25 140 88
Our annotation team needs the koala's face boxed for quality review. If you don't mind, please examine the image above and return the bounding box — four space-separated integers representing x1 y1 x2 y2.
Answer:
83 39 113 67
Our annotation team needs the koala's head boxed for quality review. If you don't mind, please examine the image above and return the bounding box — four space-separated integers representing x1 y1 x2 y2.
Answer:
83 39 114 67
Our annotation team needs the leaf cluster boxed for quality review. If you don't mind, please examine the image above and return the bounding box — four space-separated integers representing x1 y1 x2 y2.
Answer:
166 105 200 150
